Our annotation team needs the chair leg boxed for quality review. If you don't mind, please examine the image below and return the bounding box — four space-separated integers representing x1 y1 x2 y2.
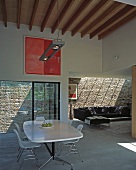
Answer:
75 148 83 162
56 142 61 153
19 159 24 170
58 144 64 156
18 147 21 152
77 152 83 162
17 149 24 162
58 142 83 162
67 144 83 162
32 149 40 167
17 148 23 158
18 148 40 169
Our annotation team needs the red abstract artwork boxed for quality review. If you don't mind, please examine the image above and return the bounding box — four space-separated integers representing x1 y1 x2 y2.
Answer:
69 84 77 100
25 37 61 75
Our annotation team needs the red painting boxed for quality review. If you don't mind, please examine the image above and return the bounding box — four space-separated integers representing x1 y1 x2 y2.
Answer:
69 84 77 100
25 37 61 75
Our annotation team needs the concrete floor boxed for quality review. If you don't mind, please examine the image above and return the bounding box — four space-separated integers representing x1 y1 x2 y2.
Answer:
0 120 136 170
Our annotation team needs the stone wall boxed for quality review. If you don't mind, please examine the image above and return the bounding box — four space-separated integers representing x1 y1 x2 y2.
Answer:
0 83 32 133
0 78 132 132
69 77 132 117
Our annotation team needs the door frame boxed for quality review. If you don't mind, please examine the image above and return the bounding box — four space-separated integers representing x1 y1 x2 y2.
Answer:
32 81 60 120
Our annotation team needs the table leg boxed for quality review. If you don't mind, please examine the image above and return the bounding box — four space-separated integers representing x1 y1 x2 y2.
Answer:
54 156 73 170
39 142 73 170
39 156 53 170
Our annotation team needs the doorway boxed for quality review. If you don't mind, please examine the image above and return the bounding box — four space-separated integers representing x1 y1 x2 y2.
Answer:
32 82 60 120
0 81 60 133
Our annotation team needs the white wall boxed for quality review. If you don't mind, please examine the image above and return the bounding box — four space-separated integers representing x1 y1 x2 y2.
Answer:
0 22 102 121
63 32 102 75
102 18 136 75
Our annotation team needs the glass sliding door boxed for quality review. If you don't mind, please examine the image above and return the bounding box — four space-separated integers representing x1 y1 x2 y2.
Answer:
0 81 60 133
33 82 60 120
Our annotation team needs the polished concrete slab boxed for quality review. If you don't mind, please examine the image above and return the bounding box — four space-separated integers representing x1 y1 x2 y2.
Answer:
0 120 136 170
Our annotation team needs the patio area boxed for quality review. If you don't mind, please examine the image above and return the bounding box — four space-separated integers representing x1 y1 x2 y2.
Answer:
0 120 136 170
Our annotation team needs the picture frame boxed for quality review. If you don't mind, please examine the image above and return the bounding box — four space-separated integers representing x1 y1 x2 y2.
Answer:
69 84 77 100
24 36 61 75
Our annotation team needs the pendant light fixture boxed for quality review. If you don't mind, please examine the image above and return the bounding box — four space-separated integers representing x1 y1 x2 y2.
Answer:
39 0 65 61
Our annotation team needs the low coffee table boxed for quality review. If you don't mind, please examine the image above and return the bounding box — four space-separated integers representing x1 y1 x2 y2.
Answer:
85 116 110 125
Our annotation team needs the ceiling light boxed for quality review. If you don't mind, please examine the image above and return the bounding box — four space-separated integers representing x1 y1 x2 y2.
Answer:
39 0 65 61
42 56 48 61
39 39 65 61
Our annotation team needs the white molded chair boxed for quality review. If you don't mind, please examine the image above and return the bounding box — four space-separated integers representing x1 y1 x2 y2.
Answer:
58 124 83 162
56 119 73 152
14 123 28 140
13 129 41 170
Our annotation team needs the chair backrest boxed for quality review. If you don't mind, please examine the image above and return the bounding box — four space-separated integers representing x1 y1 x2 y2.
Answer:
14 122 22 134
77 124 83 132
35 116 45 121
67 119 73 126
13 129 25 149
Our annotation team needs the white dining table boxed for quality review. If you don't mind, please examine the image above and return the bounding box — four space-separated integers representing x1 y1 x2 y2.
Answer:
23 120 83 170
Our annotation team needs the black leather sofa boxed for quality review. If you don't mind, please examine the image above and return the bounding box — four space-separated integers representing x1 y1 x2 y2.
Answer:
73 106 131 122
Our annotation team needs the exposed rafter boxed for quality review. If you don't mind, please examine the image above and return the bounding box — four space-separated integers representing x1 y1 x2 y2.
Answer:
81 2 125 38
41 0 57 32
62 0 93 35
98 10 136 40
17 0 22 29
71 0 110 36
29 0 39 30
2 0 7 27
51 0 74 34
89 5 135 39
0 0 136 39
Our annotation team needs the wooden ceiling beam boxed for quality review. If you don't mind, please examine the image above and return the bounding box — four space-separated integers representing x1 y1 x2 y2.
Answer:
51 0 74 34
81 2 125 38
29 0 39 30
17 0 22 29
62 0 92 35
2 0 7 27
71 0 109 36
41 0 57 32
98 10 136 40
89 5 135 39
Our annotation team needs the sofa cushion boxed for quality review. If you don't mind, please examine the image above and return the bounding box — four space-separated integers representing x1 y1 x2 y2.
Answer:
88 107 96 115
95 107 102 114
120 106 131 117
108 107 117 113
114 106 122 114
94 107 108 114
74 108 92 121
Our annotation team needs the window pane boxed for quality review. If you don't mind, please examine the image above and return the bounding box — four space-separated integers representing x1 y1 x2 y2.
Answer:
0 81 60 133
34 83 60 120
